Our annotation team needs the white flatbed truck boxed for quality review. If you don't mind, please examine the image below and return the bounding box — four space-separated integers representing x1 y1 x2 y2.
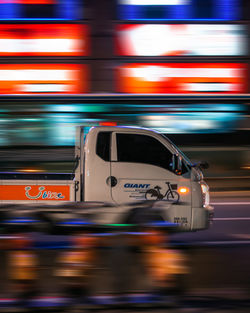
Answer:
0 126 213 231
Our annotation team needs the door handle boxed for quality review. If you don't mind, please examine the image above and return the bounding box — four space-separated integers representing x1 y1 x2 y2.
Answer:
106 176 117 187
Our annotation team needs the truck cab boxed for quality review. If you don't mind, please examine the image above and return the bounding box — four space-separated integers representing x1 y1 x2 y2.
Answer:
80 126 213 231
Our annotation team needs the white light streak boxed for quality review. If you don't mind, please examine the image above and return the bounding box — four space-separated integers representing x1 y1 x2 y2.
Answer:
124 66 240 82
119 24 245 56
20 84 70 92
0 70 74 81
140 115 215 131
0 39 78 53
185 83 232 92
33 39 77 53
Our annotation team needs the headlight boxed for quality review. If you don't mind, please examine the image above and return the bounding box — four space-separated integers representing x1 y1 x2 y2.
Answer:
201 182 210 207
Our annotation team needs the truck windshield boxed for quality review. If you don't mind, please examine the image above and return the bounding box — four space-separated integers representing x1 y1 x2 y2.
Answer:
160 134 193 168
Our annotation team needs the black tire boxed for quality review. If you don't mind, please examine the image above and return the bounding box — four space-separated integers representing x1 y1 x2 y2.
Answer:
145 189 159 201
166 191 180 203
124 208 164 224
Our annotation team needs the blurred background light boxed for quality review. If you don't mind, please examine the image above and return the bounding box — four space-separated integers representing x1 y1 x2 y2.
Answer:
117 63 246 94
116 24 246 56
0 103 244 146
17 168 45 173
138 112 241 133
0 64 87 94
118 0 239 20
0 0 81 20
0 24 88 56
120 0 188 4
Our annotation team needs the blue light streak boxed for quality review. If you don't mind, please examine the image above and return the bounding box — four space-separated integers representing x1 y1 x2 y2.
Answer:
0 0 81 20
119 0 239 21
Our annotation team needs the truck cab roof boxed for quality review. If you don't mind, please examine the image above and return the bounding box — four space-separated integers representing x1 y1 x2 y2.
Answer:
90 125 161 135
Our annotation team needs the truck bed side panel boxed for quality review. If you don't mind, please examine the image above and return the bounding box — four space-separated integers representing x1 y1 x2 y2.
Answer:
0 180 75 204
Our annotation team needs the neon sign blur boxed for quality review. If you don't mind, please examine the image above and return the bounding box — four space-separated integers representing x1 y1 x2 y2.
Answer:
117 63 246 94
0 64 88 94
0 24 88 56
138 113 241 133
118 0 239 20
116 24 246 56
0 0 81 20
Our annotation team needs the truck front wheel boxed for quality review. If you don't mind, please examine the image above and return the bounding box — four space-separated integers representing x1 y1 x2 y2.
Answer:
124 208 164 224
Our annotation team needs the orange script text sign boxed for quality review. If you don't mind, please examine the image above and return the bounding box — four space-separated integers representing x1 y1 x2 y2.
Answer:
0 185 70 201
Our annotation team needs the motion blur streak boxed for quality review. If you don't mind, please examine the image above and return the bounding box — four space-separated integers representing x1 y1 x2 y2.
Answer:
121 0 187 4
119 0 239 20
0 64 88 94
0 24 88 56
116 24 245 56
0 0 80 20
117 63 246 93
14 1 54 3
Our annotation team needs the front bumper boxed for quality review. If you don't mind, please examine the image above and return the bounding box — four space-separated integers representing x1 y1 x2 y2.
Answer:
191 205 214 231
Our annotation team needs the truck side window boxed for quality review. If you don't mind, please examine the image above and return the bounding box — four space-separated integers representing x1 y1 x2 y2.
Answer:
116 133 172 171
96 132 111 161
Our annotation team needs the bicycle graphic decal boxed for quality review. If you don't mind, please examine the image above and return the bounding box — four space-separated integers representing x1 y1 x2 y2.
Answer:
145 182 180 203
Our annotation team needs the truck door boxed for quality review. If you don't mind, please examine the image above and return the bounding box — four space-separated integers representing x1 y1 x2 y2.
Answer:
84 131 113 202
110 132 192 224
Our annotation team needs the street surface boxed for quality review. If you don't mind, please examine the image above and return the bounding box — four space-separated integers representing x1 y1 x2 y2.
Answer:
172 194 250 244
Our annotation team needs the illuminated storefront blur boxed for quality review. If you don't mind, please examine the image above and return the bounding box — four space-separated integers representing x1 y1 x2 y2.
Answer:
0 0 248 150
118 0 240 20
0 24 88 56
116 24 246 56
0 64 87 94
116 63 246 94
0 0 81 20
0 102 245 146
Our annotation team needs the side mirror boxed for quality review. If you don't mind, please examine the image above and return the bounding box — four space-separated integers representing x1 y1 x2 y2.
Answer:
172 154 182 175
191 161 209 170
